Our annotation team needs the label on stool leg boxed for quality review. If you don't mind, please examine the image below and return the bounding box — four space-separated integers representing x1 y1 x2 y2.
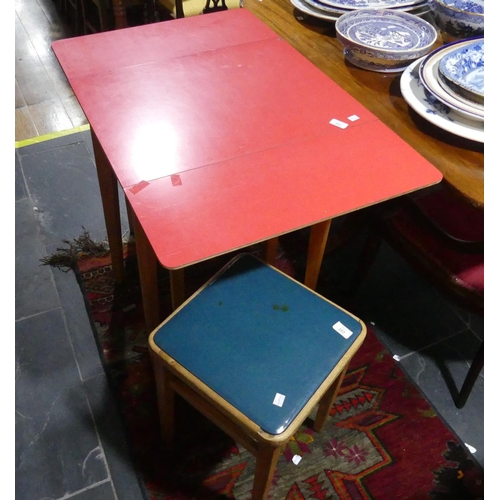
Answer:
332 321 353 339
273 393 286 407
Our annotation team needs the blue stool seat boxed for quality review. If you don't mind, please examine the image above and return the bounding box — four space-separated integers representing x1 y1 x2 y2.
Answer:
149 253 366 499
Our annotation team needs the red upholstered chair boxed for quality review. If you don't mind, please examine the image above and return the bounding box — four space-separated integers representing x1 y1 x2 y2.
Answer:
355 183 484 408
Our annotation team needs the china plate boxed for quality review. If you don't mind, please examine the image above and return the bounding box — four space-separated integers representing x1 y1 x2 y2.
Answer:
316 0 420 9
291 0 428 20
439 38 484 99
290 0 340 21
419 40 483 121
343 49 411 72
436 70 484 111
437 0 484 14
337 9 436 51
302 0 426 14
401 58 483 143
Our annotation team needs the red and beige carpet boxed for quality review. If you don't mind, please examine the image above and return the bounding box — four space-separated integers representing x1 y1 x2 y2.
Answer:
54 239 483 499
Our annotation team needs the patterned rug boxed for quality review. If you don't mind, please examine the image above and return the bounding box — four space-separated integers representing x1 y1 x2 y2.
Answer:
55 238 484 499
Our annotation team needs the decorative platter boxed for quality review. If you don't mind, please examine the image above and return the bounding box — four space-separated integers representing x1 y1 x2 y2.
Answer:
291 0 429 21
301 0 354 15
436 0 484 14
316 0 421 9
337 9 436 51
290 0 340 21
439 38 484 100
302 0 426 13
436 71 484 111
342 49 410 72
419 40 483 121
400 58 483 143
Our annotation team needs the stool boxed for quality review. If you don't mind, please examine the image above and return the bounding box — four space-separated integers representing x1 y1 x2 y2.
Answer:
149 253 366 499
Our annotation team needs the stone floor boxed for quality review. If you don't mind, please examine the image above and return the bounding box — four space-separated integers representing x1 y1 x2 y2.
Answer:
15 130 484 499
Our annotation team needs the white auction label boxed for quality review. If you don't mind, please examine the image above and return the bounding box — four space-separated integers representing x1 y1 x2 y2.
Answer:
348 114 360 122
273 393 286 407
292 455 302 465
332 321 353 339
329 118 348 129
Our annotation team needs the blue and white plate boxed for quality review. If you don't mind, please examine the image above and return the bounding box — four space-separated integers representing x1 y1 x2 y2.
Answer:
303 0 427 14
317 0 421 9
439 38 483 101
419 39 483 121
436 71 484 110
400 58 483 143
337 9 436 51
290 0 341 21
436 0 484 14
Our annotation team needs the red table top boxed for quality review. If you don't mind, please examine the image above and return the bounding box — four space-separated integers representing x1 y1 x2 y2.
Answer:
52 8 442 269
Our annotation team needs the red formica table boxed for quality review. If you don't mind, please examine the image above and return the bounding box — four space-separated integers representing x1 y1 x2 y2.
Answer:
52 8 442 333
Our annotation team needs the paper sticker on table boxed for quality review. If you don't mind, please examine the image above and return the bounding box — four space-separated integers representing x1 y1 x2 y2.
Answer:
171 174 182 186
348 115 360 122
273 393 285 407
128 180 150 195
329 118 348 129
332 321 353 339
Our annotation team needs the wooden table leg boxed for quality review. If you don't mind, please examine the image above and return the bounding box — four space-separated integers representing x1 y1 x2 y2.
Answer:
169 268 185 311
262 237 279 266
133 212 160 333
111 0 128 29
304 219 331 290
125 198 135 237
90 129 125 283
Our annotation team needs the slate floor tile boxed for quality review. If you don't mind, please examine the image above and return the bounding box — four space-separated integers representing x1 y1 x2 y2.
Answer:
84 374 147 500
16 309 109 499
16 150 27 201
20 141 130 247
67 480 116 500
15 198 60 320
47 241 106 381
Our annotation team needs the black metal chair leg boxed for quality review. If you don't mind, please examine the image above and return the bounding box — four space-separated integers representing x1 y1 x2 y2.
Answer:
455 342 484 409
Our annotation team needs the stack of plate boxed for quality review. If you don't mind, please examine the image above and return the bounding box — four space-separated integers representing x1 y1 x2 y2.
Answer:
419 37 484 121
400 37 484 143
290 0 430 24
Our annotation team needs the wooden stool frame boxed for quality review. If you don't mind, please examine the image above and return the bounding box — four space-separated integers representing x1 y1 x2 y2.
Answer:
149 257 366 499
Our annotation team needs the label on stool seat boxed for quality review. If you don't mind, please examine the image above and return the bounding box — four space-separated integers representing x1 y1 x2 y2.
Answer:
273 393 286 407
332 321 353 339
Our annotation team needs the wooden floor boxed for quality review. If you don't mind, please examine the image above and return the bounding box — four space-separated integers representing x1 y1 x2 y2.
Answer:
15 0 89 143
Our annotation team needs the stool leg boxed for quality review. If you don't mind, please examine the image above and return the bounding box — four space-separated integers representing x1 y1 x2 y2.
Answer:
152 354 175 446
252 444 281 500
313 365 348 432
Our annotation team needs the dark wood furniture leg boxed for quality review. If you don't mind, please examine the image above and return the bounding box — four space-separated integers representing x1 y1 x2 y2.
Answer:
111 0 128 28
91 128 125 283
304 219 332 290
133 212 160 333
